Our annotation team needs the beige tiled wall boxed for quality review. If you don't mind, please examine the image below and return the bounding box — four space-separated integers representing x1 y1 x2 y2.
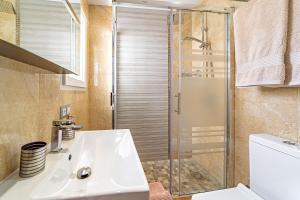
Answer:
229 1 300 186
234 87 300 185
88 5 112 130
0 1 113 182
0 57 89 181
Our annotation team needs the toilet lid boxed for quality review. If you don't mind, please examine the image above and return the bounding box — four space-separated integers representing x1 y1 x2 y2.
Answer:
192 184 264 200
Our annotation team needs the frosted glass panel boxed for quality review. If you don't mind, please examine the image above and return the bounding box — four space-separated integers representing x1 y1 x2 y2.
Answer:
171 10 229 195
181 78 225 127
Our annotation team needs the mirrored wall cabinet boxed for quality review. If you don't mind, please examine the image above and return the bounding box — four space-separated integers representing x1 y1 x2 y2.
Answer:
0 0 84 75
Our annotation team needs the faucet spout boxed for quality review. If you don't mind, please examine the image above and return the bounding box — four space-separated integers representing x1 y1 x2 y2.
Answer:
50 121 64 152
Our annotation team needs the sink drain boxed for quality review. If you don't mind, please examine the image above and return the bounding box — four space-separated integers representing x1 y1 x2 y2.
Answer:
77 167 92 179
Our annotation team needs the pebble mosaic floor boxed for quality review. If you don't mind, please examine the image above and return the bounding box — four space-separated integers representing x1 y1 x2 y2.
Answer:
142 159 223 195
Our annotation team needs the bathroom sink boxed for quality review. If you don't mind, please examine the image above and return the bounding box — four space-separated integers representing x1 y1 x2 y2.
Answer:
0 130 149 200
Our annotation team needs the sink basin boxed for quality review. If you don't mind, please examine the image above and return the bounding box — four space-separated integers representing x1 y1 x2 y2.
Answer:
0 130 149 200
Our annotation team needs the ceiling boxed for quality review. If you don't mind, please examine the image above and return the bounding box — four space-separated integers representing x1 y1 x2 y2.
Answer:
115 0 203 8
87 0 204 8
88 0 112 5
87 0 248 9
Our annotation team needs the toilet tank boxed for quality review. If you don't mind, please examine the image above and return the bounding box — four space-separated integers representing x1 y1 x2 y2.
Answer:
249 134 300 200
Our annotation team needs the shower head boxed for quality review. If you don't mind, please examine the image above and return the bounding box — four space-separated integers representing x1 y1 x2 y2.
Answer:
183 36 210 49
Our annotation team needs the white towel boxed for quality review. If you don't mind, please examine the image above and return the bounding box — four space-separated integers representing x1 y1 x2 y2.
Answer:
234 0 289 87
285 0 300 86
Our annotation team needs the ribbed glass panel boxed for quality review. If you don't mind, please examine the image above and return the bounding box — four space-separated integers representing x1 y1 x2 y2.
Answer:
116 7 170 161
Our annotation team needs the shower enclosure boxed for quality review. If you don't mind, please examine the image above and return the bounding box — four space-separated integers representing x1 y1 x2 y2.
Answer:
170 10 231 196
113 5 232 196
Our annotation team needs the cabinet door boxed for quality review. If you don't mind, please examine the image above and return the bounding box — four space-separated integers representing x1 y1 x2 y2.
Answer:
0 0 81 74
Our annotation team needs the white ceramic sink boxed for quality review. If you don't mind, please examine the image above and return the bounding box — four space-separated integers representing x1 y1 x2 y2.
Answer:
0 130 149 200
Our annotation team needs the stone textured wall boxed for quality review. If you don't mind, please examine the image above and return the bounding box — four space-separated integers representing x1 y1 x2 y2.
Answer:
88 5 112 130
234 87 300 185
0 4 114 181
0 57 90 181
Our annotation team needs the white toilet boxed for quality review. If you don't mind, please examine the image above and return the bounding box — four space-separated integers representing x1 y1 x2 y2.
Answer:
192 134 300 200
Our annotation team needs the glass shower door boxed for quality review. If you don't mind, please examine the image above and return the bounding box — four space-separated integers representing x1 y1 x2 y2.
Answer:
113 5 171 191
171 10 230 196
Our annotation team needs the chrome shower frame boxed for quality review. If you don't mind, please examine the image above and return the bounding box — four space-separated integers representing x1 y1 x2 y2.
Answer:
112 4 235 196
168 9 234 195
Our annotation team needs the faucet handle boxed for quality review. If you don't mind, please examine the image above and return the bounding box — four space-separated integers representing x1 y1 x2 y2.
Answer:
53 120 63 126
72 125 83 130
53 119 74 126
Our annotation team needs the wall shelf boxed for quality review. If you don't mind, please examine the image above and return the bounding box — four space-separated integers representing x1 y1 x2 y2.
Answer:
0 39 76 74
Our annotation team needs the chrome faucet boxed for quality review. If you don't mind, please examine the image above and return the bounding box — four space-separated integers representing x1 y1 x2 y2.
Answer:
51 105 83 152
50 119 83 152
50 120 64 152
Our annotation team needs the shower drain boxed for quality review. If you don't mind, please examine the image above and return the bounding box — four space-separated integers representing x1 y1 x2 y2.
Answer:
77 167 92 179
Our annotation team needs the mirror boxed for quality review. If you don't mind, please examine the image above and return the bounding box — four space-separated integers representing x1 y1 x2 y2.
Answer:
0 0 81 74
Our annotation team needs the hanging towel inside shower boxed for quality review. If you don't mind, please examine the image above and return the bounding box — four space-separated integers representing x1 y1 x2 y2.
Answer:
233 0 289 87
285 0 300 86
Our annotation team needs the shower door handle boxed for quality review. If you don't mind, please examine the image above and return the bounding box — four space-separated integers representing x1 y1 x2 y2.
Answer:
110 92 115 110
174 93 181 114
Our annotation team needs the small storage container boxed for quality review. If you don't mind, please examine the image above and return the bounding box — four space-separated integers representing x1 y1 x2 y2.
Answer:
19 141 47 178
